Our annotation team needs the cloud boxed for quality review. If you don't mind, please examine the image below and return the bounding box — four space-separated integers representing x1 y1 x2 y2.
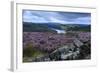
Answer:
23 10 91 24
74 16 91 24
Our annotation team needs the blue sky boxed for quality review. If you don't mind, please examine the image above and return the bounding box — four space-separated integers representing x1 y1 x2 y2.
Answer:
23 10 91 25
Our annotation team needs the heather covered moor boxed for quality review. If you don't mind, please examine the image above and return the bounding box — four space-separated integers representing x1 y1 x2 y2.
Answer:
22 10 91 62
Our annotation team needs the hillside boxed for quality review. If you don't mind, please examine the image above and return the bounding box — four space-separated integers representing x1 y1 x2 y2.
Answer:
23 22 91 32
60 24 91 32
23 22 57 32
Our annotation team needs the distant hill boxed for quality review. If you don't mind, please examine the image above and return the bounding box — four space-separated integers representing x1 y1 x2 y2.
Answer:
60 24 91 32
23 22 57 32
23 22 91 32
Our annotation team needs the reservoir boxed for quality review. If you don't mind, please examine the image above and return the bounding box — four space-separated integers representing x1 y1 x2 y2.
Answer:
51 28 66 34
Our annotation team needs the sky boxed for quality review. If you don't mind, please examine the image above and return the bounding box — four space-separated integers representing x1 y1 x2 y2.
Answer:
23 10 91 25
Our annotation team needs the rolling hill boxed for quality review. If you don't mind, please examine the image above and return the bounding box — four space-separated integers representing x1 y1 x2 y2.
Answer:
23 22 91 32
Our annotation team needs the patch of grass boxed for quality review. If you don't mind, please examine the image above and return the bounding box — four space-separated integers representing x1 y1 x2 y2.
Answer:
23 43 48 62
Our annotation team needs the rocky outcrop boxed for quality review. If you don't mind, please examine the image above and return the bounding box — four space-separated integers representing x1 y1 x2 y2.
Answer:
24 38 90 62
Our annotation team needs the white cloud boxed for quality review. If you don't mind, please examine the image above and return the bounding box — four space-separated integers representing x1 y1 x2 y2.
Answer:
23 10 91 24
74 17 91 24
